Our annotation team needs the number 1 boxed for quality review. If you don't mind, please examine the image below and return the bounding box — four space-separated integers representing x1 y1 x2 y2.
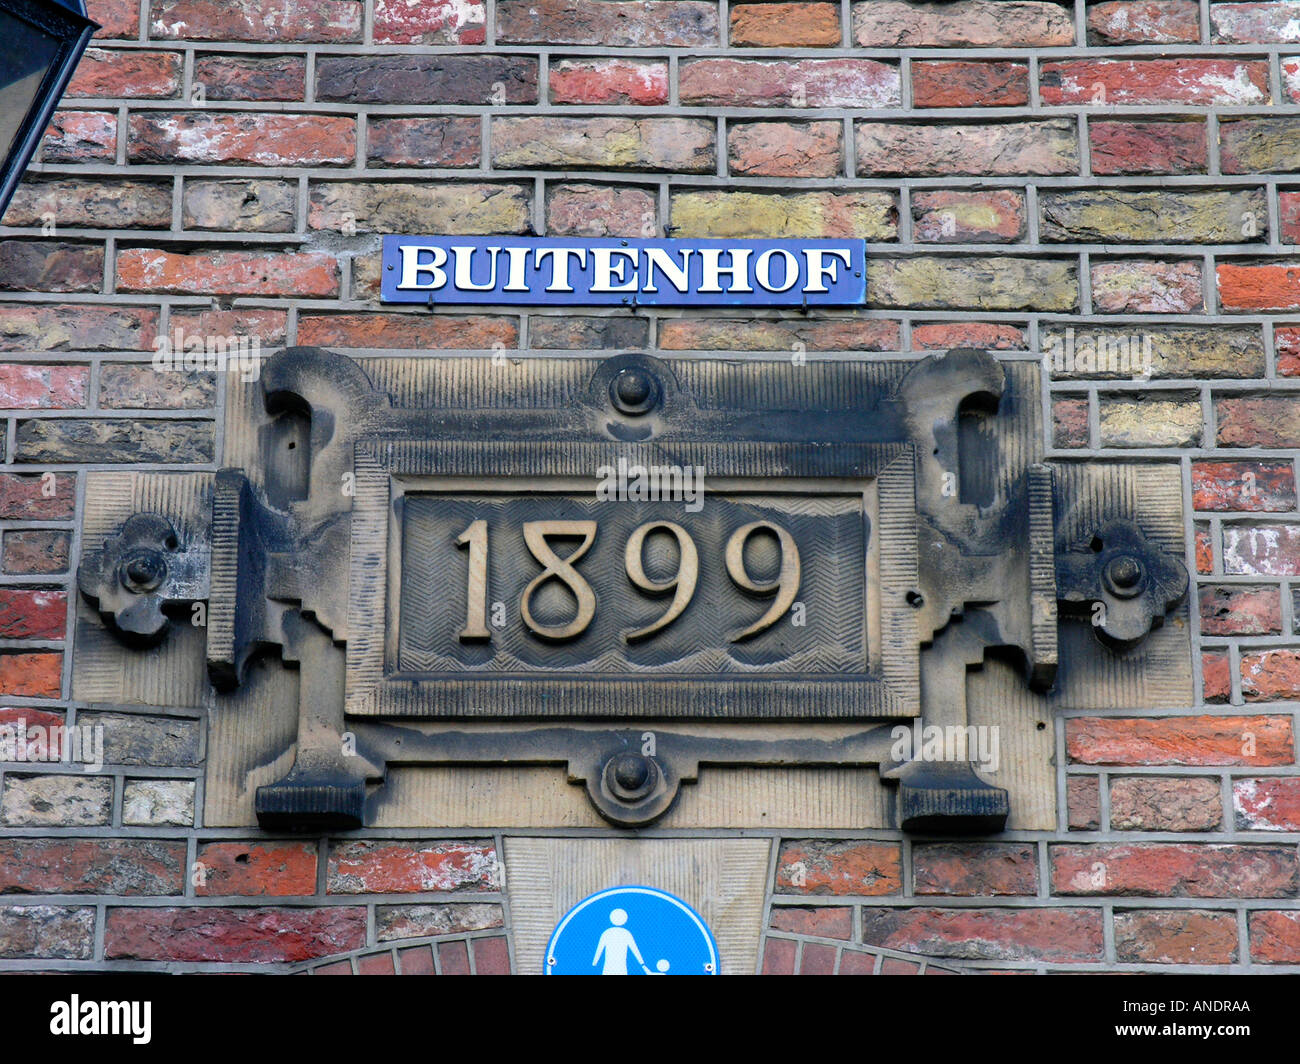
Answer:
457 519 491 642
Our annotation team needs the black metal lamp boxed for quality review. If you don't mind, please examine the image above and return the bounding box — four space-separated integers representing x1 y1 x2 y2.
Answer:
0 0 97 217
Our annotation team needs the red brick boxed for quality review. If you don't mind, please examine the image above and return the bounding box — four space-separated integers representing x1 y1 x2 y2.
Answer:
1218 399 1300 450
1280 192 1300 244
312 959 353 975
1286 57 1300 103
105 906 366 962
1196 526 1215 574
912 322 1027 350
762 937 796 974
881 956 923 974
1090 260 1203 314
1212 2 1300 42
852 0 1076 47
1066 715 1293 766
1068 776 1101 830
1089 0 1201 42
1110 777 1223 831
327 840 499 894
497 0 719 46
912 190 1025 243
67 49 181 98
1194 461 1296 512
357 952 395 975
438 940 471 975
195 842 318 897
149 0 363 42
128 113 354 166
1249 910 1300 963
366 117 480 168
0 242 103 294
117 249 338 298
551 59 668 105
1052 843 1297 897
0 839 185 895
297 314 517 350
1234 778 1300 831
1089 119 1208 175
2 531 70 577
911 62 1029 108
1241 649 1300 702
776 840 901 896
769 905 853 939
1053 396 1090 448
798 942 837 974
398 945 435 974
1223 524 1300 575
1115 910 1238 964
728 121 842 178
1203 651 1232 703
166 309 286 346
89 0 139 38
0 365 88 409
680 58 899 108
1218 263 1300 312
375 0 485 44
837 949 877 974
193 55 306 102
860 907 1103 963
0 590 65 640
1041 59 1270 106
657 318 900 352
731 3 841 46
1199 585 1282 636
0 653 61 698
472 936 510 975
857 120 1078 177
41 111 116 163
548 184 656 238
0 305 156 352
1278 325 1300 377
913 844 1038 897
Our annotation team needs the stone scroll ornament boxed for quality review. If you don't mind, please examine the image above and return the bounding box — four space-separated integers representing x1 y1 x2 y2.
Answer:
79 347 1188 834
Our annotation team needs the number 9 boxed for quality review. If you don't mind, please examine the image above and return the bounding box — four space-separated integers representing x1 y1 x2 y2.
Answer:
725 521 801 642
623 521 699 643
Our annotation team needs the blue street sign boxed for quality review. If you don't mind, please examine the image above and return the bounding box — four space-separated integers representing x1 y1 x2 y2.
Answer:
545 886 720 975
380 236 867 307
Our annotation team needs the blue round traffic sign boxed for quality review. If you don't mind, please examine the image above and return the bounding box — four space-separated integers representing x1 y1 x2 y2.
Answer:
544 886 719 975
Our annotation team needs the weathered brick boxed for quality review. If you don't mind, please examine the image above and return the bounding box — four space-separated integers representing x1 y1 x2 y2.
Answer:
122 779 195 826
775 840 901 896
1216 397 1300 447
16 418 213 464
492 116 713 172
1218 263 1300 312
181 179 296 233
117 248 337 297
3 531 71 576
671 190 895 239
1 775 110 826
547 184 656 238
658 317 899 352
1200 585 1283 636
1099 395 1201 446
327 840 500 894
1053 396 1091 448
375 0 485 43
1275 326 1300 376
128 113 355 166
912 322 1027 350
397 946 433 974
41 111 116 163
870 257 1077 312
0 242 103 293
309 182 532 235
67 48 181 98
836 949 877 974
728 121 842 178
149 0 362 42
0 653 62 698
75 711 202 766
0 365 87 409
1110 776 1223 831
857 120 1078 176
1282 191 1300 243
1195 461 1296 513
852 0 1075 46
0 304 155 352
192 55 306 101
473 936 510 974
1285 57 1300 103
912 62 1029 108
1221 119 1300 173
731 3 841 46
1090 0 1201 42
167 308 286 346
195 842 319 897
0 839 186 895
681 58 899 108
860 907 1103 963
1223 525 1300 576
297 314 518 351
1041 324 1264 380
376 903 504 941
1068 714 1293 766
549 59 668 105
1115 910 1238 964
529 315 649 350
1089 119 1208 175
1091 260 1203 314
439 940 470 974
1052 843 1297 897
768 905 853 939
497 0 719 45
90 0 139 38
1041 59 1269 105
0 589 65 640
0 906 94 959
105 906 366 962
912 190 1025 243
0 474 75 519
99 364 217 410
315 55 537 105
3 178 172 230
1068 775 1101 829
1211 1 1300 41
1042 188 1263 244
1250 910 1300 962
1241 649 1300 702
367 117 480 169
1235 778 1300 830
1197 525 1215 574
913 843 1038 896
1204 650 1233 702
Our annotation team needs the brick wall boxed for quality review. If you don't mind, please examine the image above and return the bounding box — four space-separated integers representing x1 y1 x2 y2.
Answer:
0 0 1298 972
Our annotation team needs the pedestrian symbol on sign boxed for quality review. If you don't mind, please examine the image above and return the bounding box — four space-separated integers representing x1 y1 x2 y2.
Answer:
545 886 719 975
